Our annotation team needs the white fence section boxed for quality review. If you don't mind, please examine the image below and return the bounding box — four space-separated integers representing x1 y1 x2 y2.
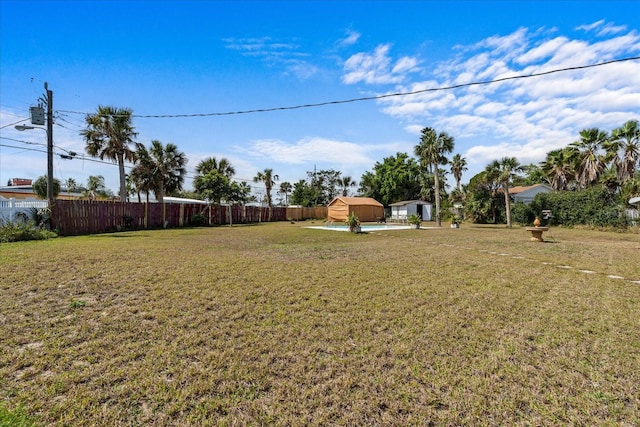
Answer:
627 209 639 226
0 198 49 223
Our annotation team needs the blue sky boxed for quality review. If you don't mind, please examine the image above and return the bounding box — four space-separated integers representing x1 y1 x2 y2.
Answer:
1 0 639 200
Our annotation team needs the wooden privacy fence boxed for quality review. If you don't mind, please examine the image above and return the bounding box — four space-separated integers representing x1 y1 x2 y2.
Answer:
50 200 290 236
285 206 328 221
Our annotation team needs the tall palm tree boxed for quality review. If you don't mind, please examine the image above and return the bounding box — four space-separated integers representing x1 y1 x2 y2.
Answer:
278 181 293 205
253 168 279 207
568 128 608 189
133 140 187 203
486 157 523 228
604 119 639 184
81 106 138 201
340 176 357 196
540 148 574 191
195 157 235 178
414 127 454 227
132 140 187 225
449 153 468 192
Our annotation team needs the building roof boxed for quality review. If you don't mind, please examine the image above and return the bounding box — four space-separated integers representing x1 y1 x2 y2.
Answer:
389 200 432 206
510 183 552 195
328 196 383 207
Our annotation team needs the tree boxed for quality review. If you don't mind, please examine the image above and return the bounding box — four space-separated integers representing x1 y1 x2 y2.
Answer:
81 106 138 201
194 169 232 204
486 157 523 228
196 157 235 178
278 181 293 206
85 175 112 199
132 140 187 203
253 168 279 207
339 176 357 196
540 148 574 191
604 119 639 185
519 163 546 186
64 178 78 193
414 127 454 227
359 153 422 206
33 175 60 200
449 153 467 192
568 128 608 189
228 181 252 205
291 179 316 207
193 158 249 205
464 170 504 224
308 169 341 205
132 140 187 225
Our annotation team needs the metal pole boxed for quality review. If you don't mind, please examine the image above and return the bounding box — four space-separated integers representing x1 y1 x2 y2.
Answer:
45 82 54 205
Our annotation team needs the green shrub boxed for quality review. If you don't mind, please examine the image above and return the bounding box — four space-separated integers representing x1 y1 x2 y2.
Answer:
0 220 58 243
511 202 535 226
531 187 629 229
190 214 206 226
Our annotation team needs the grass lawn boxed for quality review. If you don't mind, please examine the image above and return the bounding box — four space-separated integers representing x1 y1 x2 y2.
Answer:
1 222 639 426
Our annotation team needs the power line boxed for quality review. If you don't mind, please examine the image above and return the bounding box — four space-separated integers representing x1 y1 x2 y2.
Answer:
56 56 640 119
0 118 31 130
0 136 47 147
0 139 268 190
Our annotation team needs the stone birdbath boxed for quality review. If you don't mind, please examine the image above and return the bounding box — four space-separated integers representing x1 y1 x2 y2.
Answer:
526 216 549 242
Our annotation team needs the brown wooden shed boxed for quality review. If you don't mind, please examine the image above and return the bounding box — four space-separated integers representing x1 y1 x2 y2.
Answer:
327 196 384 222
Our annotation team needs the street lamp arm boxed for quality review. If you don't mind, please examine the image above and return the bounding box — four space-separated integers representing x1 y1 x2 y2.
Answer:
15 124 47 133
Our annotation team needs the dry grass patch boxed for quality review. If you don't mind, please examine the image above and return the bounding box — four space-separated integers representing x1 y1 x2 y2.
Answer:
1 222 639 425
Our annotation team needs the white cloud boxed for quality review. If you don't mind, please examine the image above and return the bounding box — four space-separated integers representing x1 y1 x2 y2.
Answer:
247 137 375 167
575 20 627 37
367 23 640 180
339 29 361 47
597 23 628 36
576 20 606 32
392 56 419 74
516 36 569 64
342 44 420 85
223 36 317 79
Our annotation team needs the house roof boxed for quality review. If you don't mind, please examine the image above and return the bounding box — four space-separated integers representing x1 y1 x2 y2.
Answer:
389 200 432 206
328 196 383 207
510 183 552 195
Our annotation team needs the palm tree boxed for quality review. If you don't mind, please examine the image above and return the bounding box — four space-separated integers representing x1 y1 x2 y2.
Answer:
278 181 293 205
64 178 78 193
195 157 235 178
253 168 279 207
486 157 523 228
540 148 574 191
340 176 357 196
414 127 454 226
133 140 187 204
604 119 639 185
449 153 468 192
132 140 187 225
81 106 138 201
568 128 608 189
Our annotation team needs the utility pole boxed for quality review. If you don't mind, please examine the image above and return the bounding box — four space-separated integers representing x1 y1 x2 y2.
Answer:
45 82 54 205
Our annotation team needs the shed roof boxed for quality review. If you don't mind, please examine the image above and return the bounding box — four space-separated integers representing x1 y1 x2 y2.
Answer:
328 196 383 207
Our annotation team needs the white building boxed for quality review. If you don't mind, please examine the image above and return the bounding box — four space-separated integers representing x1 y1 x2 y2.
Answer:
388 200 433 221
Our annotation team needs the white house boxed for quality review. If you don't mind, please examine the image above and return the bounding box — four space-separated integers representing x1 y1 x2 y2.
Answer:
510 184 553 204
389 200 432 221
